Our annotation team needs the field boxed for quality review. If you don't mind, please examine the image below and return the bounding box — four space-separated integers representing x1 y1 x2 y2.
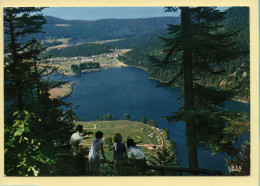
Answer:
49 59 85 75
75 120 167 160
43 38 70 44
42 38 72 51
45 49 130 76
94 56 127 68
91 39 123 44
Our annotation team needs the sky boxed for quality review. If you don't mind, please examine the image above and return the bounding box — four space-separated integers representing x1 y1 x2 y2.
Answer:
42 7 229 21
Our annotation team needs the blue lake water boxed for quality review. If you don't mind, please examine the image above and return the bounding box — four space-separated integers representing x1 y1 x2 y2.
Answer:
51 67 250 174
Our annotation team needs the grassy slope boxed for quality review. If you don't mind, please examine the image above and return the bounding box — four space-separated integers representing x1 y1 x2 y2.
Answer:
75 120 167 160
49 82 74 99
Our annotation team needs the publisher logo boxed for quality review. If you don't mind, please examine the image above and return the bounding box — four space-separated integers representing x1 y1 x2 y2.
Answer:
228 165 242 172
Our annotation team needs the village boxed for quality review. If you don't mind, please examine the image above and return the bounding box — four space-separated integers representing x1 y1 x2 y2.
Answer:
41 51 119 64
40 48 129 76
45 49 129 99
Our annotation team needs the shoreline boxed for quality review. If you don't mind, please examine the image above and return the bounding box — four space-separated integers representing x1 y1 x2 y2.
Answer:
53 57 129 77
231 98 250 104
48 59 128 98
121 64 250 104
49 82 74 99
49 60 249 104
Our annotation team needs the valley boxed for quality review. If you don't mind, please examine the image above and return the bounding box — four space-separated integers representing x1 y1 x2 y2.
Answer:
4 6 251 177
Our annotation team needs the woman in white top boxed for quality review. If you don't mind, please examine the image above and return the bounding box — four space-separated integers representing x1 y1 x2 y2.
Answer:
127 139 145 159
88 131 106 175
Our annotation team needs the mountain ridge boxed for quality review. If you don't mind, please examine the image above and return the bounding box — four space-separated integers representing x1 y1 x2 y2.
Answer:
44 15 179 22
38 16 181 43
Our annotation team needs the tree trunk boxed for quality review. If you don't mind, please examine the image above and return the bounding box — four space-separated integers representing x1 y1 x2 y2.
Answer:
34 58 40 97
181 7 198 171
8 11 23 110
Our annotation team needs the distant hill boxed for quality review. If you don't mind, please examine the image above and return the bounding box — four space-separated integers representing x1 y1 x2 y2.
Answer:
107 28 168 49
43 28 168 57
222 7 249 51
37 16 180 43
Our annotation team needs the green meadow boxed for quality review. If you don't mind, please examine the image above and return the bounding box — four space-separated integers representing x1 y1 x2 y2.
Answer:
75 120 167 160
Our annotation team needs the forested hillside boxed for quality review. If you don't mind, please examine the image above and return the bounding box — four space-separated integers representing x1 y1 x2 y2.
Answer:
118 7 250 102
43 28 168 57
36 16 180 43
107 28 168 49
223 7 249 51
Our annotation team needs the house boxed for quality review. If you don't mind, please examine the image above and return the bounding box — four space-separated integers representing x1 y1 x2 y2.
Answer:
146 144 154 150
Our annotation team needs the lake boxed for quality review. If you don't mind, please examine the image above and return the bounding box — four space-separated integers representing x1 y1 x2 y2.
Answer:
51 67 250 174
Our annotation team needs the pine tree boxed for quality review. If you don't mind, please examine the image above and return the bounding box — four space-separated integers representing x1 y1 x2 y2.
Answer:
149 145 177 175
124 113 131 120
150 145 177 166
141 116 147 123
4 7 78 176
105 113 112 121
4 7 46 111
149 7 247 171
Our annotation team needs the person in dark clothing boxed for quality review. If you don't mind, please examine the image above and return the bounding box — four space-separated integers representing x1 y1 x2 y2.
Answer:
112 133 127 175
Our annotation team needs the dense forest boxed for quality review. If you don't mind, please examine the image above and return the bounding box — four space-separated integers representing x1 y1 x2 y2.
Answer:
43 41 63 47
43 29 168 57
4 8 78 176
107 28 168 49
118 7 250 102
34 16 180 43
